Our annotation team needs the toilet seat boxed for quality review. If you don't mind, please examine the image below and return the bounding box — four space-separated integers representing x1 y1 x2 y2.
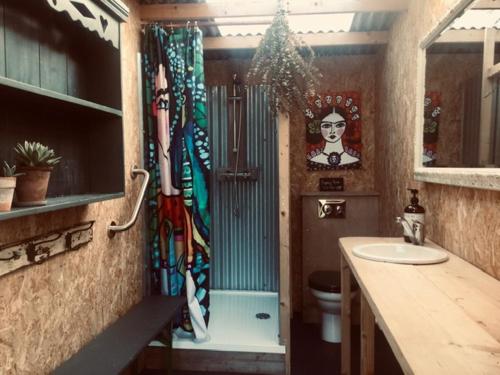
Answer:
308 270 355 293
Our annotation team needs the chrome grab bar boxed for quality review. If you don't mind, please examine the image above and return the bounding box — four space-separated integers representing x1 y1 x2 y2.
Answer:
108 166 150 237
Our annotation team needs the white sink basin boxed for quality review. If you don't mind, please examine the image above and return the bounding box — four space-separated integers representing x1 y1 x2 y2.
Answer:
353 243 449 265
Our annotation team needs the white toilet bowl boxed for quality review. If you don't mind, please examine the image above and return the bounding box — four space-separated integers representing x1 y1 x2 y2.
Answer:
310 288 342 343
309 270 354 343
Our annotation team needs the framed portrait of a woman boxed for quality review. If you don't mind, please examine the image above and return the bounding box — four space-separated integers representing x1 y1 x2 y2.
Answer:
305 92 362 171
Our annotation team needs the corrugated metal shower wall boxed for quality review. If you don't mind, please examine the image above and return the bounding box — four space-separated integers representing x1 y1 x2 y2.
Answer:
207 86 279 292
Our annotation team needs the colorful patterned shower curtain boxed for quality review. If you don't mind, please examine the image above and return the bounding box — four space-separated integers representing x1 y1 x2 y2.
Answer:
142 25 211 341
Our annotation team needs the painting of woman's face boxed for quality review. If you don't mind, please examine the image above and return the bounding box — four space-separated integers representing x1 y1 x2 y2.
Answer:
306 92 362 171
320 112 347 143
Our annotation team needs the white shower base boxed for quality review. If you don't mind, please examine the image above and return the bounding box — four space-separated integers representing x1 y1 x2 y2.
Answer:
151 290 285 354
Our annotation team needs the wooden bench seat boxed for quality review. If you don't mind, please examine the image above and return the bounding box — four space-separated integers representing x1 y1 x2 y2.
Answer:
53 295 184 375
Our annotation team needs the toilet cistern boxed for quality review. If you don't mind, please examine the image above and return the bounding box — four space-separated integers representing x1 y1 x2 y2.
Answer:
395 216 425 245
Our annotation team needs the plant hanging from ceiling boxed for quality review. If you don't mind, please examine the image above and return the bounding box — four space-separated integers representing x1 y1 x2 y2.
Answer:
246 1 321 115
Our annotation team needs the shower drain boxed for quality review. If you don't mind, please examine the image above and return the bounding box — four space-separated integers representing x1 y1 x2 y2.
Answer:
256 313 271 320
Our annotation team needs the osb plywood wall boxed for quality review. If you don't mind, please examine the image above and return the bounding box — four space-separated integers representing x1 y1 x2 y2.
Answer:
0 1 144 373
426 54 482 166
205 56 377 311
376 0 500 279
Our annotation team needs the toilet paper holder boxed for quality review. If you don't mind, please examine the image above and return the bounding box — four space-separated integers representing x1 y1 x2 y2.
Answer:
318 199 346 219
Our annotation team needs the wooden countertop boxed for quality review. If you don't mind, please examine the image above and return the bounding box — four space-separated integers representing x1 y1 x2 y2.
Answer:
340 237 500 374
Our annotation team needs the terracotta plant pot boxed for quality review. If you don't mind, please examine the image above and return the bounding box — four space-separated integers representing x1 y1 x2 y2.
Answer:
0 177 17 212
15 166 52 207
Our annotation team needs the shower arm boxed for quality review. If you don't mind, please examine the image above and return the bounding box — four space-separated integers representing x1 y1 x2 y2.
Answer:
108 165 150 237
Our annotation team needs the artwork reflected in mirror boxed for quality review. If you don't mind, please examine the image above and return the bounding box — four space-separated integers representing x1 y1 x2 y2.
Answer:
423 2 500 168
305 92 362 171
423 92 441 166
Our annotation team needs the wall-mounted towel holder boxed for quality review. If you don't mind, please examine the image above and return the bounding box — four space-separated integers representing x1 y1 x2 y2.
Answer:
108 165 150 238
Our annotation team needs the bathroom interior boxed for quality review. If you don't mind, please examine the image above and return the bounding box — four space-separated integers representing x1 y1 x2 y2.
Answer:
0 0 499 374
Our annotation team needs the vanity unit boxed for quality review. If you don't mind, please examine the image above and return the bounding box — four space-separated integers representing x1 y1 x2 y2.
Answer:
339 237 500 374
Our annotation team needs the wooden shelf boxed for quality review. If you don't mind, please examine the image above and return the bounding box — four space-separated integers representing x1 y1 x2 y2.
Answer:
0 193 124 222
0 76 122 117
0 0 126 220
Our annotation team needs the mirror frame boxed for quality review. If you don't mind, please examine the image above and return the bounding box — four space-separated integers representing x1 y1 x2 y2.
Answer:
414 0 500 191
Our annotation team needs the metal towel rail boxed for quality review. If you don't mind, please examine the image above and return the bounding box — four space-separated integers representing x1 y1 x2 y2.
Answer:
108 166 150 237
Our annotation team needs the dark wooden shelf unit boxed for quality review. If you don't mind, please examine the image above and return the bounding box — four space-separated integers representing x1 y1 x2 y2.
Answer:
0 0 128 220
0 0 123 110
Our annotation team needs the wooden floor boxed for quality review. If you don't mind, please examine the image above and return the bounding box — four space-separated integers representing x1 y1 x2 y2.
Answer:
144 316 403 375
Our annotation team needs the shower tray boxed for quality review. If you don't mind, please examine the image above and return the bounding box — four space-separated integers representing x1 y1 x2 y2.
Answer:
150 290 285 354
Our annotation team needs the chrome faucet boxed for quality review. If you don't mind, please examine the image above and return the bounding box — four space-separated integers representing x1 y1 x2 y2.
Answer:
395 217 425 245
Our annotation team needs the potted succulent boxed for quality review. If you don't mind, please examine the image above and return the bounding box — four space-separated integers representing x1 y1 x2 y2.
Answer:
14 141 61 206
0 162 22 212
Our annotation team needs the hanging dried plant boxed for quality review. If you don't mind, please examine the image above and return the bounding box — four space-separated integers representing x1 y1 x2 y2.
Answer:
246 2 322 115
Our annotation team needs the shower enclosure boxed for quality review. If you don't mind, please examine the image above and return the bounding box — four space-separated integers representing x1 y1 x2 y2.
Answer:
170 85 284 356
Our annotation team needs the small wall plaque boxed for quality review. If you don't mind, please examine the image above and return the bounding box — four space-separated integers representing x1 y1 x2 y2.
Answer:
319 177 344 192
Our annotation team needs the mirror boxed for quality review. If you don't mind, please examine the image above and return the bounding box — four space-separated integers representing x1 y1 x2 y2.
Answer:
422 1 500 168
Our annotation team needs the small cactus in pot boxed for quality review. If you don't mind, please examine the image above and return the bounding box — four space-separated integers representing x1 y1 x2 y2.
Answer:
14 141 61 207
0 162 22 212
3 162 23 178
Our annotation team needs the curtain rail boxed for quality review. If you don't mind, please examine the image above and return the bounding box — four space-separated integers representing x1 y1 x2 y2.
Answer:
140 20 272 28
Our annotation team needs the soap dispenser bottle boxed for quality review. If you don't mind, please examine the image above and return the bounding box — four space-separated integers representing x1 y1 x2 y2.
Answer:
403 189 425 243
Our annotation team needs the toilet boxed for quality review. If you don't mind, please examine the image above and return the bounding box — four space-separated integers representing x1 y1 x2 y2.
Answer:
308 270 355 343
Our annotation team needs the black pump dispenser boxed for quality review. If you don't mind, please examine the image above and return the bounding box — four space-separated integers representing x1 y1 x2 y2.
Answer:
403 188 425 243
409 189 420 205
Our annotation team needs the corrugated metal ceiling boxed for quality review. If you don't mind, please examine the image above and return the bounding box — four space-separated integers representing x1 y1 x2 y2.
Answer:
139 1 399 56
426 8 500 54
350 12 398 32
139 1 399 35
449 9 500 30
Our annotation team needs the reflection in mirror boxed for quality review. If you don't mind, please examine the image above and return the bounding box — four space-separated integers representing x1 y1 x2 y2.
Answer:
423 2 500 168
